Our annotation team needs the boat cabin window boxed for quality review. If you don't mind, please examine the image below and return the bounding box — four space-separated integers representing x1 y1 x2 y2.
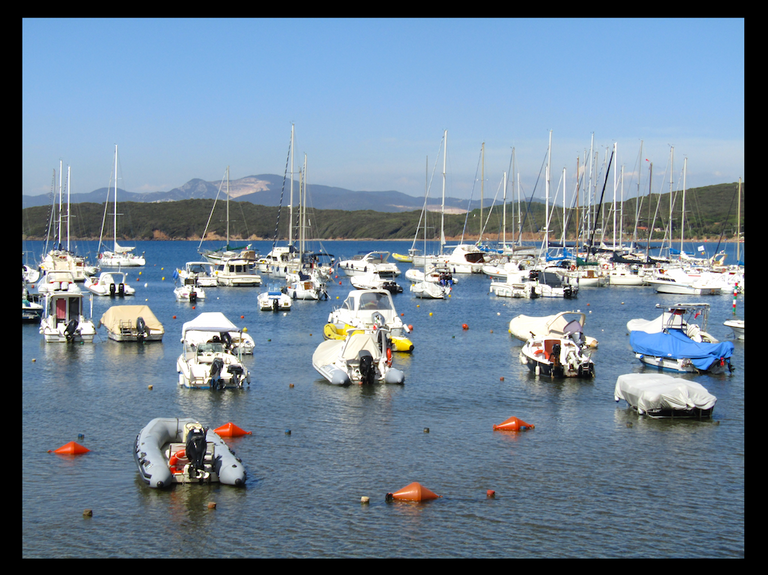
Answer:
358 292 392 310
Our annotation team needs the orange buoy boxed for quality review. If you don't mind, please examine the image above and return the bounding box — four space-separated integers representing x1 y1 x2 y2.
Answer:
462 323 469 330
493 416 534 431
52 441 90 455
386 482 441 502
215 422 252 437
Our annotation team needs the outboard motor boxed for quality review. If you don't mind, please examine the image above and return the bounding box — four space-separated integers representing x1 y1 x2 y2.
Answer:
189 290 197 303
185 426 208 478
220 331 233 352
209 357 224 389
109 283 116 297
272 298 279 312
136 317 149 342
549 343 563 377
118 283 125 296
227 364 244 387
64 319 78 342
358 350 376 385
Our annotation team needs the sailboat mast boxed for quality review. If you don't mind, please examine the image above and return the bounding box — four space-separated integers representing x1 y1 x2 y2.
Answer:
440 130 447 253
736 177 742 262
480 142 484 244
545 130 552 254
66 165 71 252
226 166 230 249
114 145 118 249
289 123 294 246
58 160 63 249
612 142 617 249
681 157 687 258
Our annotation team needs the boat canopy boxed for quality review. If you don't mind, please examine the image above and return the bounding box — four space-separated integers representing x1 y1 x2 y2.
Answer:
181 312 240 338
99 305 164 333
629 330 734 371
614 373 717 415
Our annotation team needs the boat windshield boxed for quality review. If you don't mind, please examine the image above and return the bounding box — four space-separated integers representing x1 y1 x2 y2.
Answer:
193 342 227 354
357 292 393 311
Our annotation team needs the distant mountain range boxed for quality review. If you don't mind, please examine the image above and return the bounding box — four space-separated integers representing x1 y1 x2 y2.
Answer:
22 174 484 213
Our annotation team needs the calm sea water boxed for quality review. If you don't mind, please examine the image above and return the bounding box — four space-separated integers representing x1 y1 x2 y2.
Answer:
22 239 744 558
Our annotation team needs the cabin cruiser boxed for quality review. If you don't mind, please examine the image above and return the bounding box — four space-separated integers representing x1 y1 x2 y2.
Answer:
176 261 218 287
213 257 262 286
338 251 401 278
38 282 96 343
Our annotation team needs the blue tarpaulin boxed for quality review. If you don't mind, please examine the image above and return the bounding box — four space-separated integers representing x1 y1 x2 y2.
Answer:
629 329 734 371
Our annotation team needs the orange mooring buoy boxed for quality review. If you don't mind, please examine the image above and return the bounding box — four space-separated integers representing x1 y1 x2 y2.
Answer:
214 422 252 437
52 441 90 455
386 482 441 502
493 416 534 431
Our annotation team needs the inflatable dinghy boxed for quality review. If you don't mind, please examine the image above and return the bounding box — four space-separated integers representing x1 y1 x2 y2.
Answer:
134 418 246 488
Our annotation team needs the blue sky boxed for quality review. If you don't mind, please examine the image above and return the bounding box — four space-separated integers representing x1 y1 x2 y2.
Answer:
22 18 744 206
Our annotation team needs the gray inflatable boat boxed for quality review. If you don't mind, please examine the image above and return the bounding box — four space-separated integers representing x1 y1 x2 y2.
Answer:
134 417 246 488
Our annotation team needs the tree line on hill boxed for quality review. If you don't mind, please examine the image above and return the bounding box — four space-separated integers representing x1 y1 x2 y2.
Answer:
21 181 744 243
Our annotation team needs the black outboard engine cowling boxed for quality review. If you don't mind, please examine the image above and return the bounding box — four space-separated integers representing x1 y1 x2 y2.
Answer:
358 350 376 385
209 357 224 389
185 427 207 475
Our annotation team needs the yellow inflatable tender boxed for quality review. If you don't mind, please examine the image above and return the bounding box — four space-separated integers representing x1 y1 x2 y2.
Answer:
323 323 414 353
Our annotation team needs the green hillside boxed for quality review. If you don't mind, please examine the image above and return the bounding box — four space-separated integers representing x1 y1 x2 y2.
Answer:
21 181 744 243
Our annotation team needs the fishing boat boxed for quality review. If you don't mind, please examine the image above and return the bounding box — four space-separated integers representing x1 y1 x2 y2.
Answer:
509 311 598 348
176 312 251 389
337 251 401 278
98 304 164 342
257 287 292 311
84 271 135 297
313 311 405 385
134 418 246 488
38 283 96 343
326 289 413 352
628 303 734 374
614 373 717 418
98 145 146 268
518 332 595 378
350 270 403 293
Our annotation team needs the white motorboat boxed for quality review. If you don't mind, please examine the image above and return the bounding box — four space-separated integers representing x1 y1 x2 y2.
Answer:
489 267 538 299
39 250 94 282
176 312 251 389
84 271 135 297
568 266 608 287
404 264 457 286
531 268 579 298
257 288 292 311
410 280 450 299
647 268 720 295
285 270 328 300
509 311 598 348
325 289 413 352
313 312 405 385
436 244 486 274
176 261 218 287
38 283 96 343
350 270 403 293
174 277 206 302
213 257 262 286
724 318 744 340
23 263 41 284
614 373 717 418
98 304 164 342
606 264 647 286
519 332 595 378
628 303 734 374
338 251 401 278
134 418 246 488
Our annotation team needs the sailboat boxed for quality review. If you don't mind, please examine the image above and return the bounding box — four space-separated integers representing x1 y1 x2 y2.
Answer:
199 166 256 265
98 145 146 267
39 163 98 281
